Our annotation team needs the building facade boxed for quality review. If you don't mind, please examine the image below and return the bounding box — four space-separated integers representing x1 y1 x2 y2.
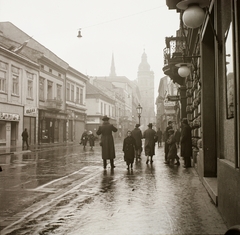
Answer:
0 46 39 150
165 0 240 227
0 22 88 148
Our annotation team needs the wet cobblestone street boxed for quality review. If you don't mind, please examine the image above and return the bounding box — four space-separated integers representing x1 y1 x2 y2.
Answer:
0 143 227 235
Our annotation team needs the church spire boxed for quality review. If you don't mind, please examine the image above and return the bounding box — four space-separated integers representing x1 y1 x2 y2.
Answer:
109 53 116 77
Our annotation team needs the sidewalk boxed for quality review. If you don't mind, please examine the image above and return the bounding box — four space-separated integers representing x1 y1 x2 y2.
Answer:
0 142 78 156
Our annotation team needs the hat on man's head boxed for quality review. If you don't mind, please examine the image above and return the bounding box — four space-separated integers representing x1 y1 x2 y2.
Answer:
148 123 153 127
102 115 110 121
168 121 173 125
135 124 140 128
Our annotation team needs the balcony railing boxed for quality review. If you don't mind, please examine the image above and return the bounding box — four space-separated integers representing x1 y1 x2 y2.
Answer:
45 98 63 111
163 36 186 66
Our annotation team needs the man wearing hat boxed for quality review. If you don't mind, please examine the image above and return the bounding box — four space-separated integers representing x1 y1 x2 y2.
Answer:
143 123 157 164
96 115 118 169
164 121 173 162
131 124 143 160
180 118 192 168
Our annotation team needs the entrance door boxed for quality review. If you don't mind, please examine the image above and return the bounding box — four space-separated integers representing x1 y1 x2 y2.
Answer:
11 122 17 147
23 117 36 145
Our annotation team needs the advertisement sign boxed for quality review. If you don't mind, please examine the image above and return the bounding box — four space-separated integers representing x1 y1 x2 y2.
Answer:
24 107 37 116
0 112 20 121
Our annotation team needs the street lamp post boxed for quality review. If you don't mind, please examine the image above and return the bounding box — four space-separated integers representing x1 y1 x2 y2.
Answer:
136 104 143 125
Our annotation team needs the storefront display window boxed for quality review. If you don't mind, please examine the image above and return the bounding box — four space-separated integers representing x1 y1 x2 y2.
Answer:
0 121 6 145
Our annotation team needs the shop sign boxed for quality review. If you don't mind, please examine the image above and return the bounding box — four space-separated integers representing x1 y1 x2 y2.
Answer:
25 107 37 116
0 112 20 121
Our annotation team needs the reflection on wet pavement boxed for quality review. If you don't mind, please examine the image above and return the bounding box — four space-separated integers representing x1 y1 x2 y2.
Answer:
0 143 227 235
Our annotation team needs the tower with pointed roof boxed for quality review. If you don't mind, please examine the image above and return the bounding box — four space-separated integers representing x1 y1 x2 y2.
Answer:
109 53 116 77
137 50 155 128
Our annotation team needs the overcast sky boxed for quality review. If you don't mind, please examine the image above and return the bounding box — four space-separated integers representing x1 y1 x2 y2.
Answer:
0 0 180 97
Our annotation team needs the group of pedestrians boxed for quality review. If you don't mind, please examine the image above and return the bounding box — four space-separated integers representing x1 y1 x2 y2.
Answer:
164 119 192 168
80 130 96 149
96 115 157 170
96 114 192 170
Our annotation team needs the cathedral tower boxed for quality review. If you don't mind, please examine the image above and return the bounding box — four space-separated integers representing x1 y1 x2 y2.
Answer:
137 50 155 128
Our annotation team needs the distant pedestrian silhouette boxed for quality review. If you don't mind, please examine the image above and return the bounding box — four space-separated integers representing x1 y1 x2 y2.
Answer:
22 128 29 150
156 127 163 147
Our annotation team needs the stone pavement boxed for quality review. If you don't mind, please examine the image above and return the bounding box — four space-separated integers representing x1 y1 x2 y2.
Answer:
0 142 228 235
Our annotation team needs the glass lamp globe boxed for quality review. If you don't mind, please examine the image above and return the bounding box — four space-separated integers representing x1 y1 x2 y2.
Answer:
178 66 191 77
183 5 205 28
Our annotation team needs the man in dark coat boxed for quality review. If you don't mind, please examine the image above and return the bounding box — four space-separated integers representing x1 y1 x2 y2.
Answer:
97 115 118 169
164 121 173 162
143 123 157 164
131 124 143 160
180 118 192 168
22 128 29 150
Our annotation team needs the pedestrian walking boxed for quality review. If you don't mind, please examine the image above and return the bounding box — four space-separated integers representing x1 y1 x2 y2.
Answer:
143 123 157 164
22 128 29 150
164 121 173 162
96 115 118 169
156 127 163 147
175 128 181 148
165 129 180 165
87 131 95 149
80 130 88 148
123 130 136 170
180 118 192 168
131 124 143 160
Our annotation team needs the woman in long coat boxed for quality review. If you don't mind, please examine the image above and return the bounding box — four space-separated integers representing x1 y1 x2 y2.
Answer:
123 131 136 170
131 124 143 160
165 129 180 165
180 118 192 168
96 115 118 169
143 123 157 164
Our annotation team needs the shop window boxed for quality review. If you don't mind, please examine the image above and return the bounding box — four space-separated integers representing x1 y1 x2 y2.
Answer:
0 121 6 145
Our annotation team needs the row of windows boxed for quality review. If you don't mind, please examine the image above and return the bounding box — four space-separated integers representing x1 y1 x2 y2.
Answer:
66 82 84 104
0 62 84 105
0 63 34 98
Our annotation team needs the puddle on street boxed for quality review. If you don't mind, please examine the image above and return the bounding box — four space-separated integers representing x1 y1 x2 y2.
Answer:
0 145 227 235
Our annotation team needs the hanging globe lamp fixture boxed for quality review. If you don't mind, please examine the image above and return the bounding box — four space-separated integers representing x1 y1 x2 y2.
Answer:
176 0 209 29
